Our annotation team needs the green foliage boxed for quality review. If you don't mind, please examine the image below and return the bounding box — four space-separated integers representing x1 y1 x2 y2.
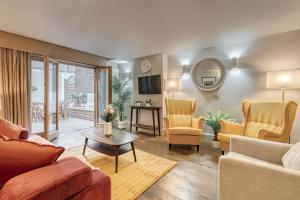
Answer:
205 111 235 140
101 105 116 122
101 112 116 122
70 92 88 106
145 99 153 105
112 76 132 121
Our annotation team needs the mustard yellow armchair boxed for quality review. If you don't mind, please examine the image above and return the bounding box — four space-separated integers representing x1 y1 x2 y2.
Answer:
164 99 204 151
218 100 297 153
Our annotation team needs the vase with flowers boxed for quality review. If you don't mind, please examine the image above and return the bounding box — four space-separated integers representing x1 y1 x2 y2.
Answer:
101 105 115 136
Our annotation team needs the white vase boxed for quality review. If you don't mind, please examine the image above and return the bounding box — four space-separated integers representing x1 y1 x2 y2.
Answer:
145 103 151 107
117 120 126 129
211 140 220 148
103 122 112 136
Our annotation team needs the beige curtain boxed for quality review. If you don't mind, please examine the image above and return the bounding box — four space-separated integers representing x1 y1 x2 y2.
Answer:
0 47 31 129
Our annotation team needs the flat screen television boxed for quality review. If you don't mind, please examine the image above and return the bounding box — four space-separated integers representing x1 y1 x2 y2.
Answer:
138 75 162 94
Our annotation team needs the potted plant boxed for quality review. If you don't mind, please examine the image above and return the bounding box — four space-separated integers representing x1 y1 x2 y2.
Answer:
101 105 115 136
205 111 235 148
70 92 87 107
145 99 153 107
112 77 132 129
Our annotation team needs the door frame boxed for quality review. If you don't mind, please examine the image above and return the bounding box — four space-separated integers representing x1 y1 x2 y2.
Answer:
31 55 112 139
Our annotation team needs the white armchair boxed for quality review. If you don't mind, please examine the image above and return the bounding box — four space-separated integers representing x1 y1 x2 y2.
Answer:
219 136 300 200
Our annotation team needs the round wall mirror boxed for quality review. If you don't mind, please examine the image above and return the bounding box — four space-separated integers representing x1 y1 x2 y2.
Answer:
192 58 226 92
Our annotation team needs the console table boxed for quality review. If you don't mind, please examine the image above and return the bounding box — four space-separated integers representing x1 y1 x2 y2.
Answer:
129 105 161 137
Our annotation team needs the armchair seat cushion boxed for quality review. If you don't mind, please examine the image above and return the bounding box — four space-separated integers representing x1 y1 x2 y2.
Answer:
218 133 241 143
167 127 202 136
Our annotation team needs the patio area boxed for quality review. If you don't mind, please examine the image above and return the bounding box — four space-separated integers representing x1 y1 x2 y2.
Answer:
32 117 94 134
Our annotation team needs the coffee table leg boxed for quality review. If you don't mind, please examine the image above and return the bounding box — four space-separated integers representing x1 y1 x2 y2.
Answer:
131 142 137 162
83 138 88 155
115 146 119 173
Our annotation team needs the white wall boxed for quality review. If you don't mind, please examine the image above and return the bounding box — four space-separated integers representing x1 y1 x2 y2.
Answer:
167 29 300 143
132 53 167 130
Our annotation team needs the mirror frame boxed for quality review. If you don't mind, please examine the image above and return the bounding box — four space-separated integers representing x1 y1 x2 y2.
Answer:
191 58 226 92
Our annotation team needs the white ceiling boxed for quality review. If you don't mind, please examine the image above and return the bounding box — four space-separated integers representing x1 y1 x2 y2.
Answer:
1 0 300 59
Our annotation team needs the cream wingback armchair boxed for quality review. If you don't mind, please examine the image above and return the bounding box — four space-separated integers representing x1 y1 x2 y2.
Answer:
218 100 297 153
164 99 204 151
219 136 300 200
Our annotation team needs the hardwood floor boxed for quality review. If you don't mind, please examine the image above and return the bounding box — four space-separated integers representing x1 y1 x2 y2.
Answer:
52 129 220 200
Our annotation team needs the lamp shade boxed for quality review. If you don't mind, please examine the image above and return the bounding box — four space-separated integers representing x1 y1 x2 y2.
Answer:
266 70 300 89
165 78 181 91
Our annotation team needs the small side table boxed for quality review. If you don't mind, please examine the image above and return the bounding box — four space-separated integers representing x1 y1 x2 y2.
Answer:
129 105 161 137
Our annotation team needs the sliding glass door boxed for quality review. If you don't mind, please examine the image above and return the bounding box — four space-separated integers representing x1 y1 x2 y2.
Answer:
31 56 59 140
31 56 112 140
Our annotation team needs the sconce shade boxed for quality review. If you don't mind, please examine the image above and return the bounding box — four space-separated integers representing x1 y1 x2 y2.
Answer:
266 70 300 89
165 78 181 91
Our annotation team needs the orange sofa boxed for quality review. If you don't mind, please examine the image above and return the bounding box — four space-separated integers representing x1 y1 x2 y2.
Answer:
0 118 111 200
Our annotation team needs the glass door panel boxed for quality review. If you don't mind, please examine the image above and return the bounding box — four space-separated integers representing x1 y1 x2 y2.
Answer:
31 58 45 134
96 67 112 123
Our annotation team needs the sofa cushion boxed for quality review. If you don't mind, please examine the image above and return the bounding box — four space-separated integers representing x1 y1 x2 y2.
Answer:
167 127 201 136
0 118 28 139
69 170 111 200
0 157 93 200
282 141 300 171
0 136 64 186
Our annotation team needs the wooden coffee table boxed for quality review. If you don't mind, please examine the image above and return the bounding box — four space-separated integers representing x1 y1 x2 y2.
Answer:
81 128 139 173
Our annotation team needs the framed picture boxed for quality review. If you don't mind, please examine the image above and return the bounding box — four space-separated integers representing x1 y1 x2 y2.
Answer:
202 77 216 87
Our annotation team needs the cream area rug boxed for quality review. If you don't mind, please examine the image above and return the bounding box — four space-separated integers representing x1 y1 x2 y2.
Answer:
67 146 176 200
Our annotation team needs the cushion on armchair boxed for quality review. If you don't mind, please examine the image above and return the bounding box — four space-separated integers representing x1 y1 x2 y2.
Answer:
282 142 300 171
167 127 202 135
0 136 64 186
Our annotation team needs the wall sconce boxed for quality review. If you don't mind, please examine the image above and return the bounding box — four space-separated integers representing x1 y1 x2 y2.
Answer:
266 70 300 102
182 65 190 79
165 78 181 98
230 57 241 75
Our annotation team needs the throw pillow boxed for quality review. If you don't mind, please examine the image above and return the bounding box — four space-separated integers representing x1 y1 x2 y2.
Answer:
0 137 64 186
282 141 300 171
0 118 23 139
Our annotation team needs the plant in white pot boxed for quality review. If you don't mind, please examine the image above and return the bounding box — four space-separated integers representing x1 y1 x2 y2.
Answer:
205 111 235 148
112 77 132 129
101 105 116 136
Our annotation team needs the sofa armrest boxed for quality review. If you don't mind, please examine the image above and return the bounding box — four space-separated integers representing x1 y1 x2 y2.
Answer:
0 157 93 200
219 156 300 200
230 136 292 165
164 117 171 129
219 120 244 135
192 117 205 129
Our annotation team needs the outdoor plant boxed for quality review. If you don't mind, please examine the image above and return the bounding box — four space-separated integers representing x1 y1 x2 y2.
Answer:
70 92 87 106
205 111 235 141
112 76 132 121
101 105 115 122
